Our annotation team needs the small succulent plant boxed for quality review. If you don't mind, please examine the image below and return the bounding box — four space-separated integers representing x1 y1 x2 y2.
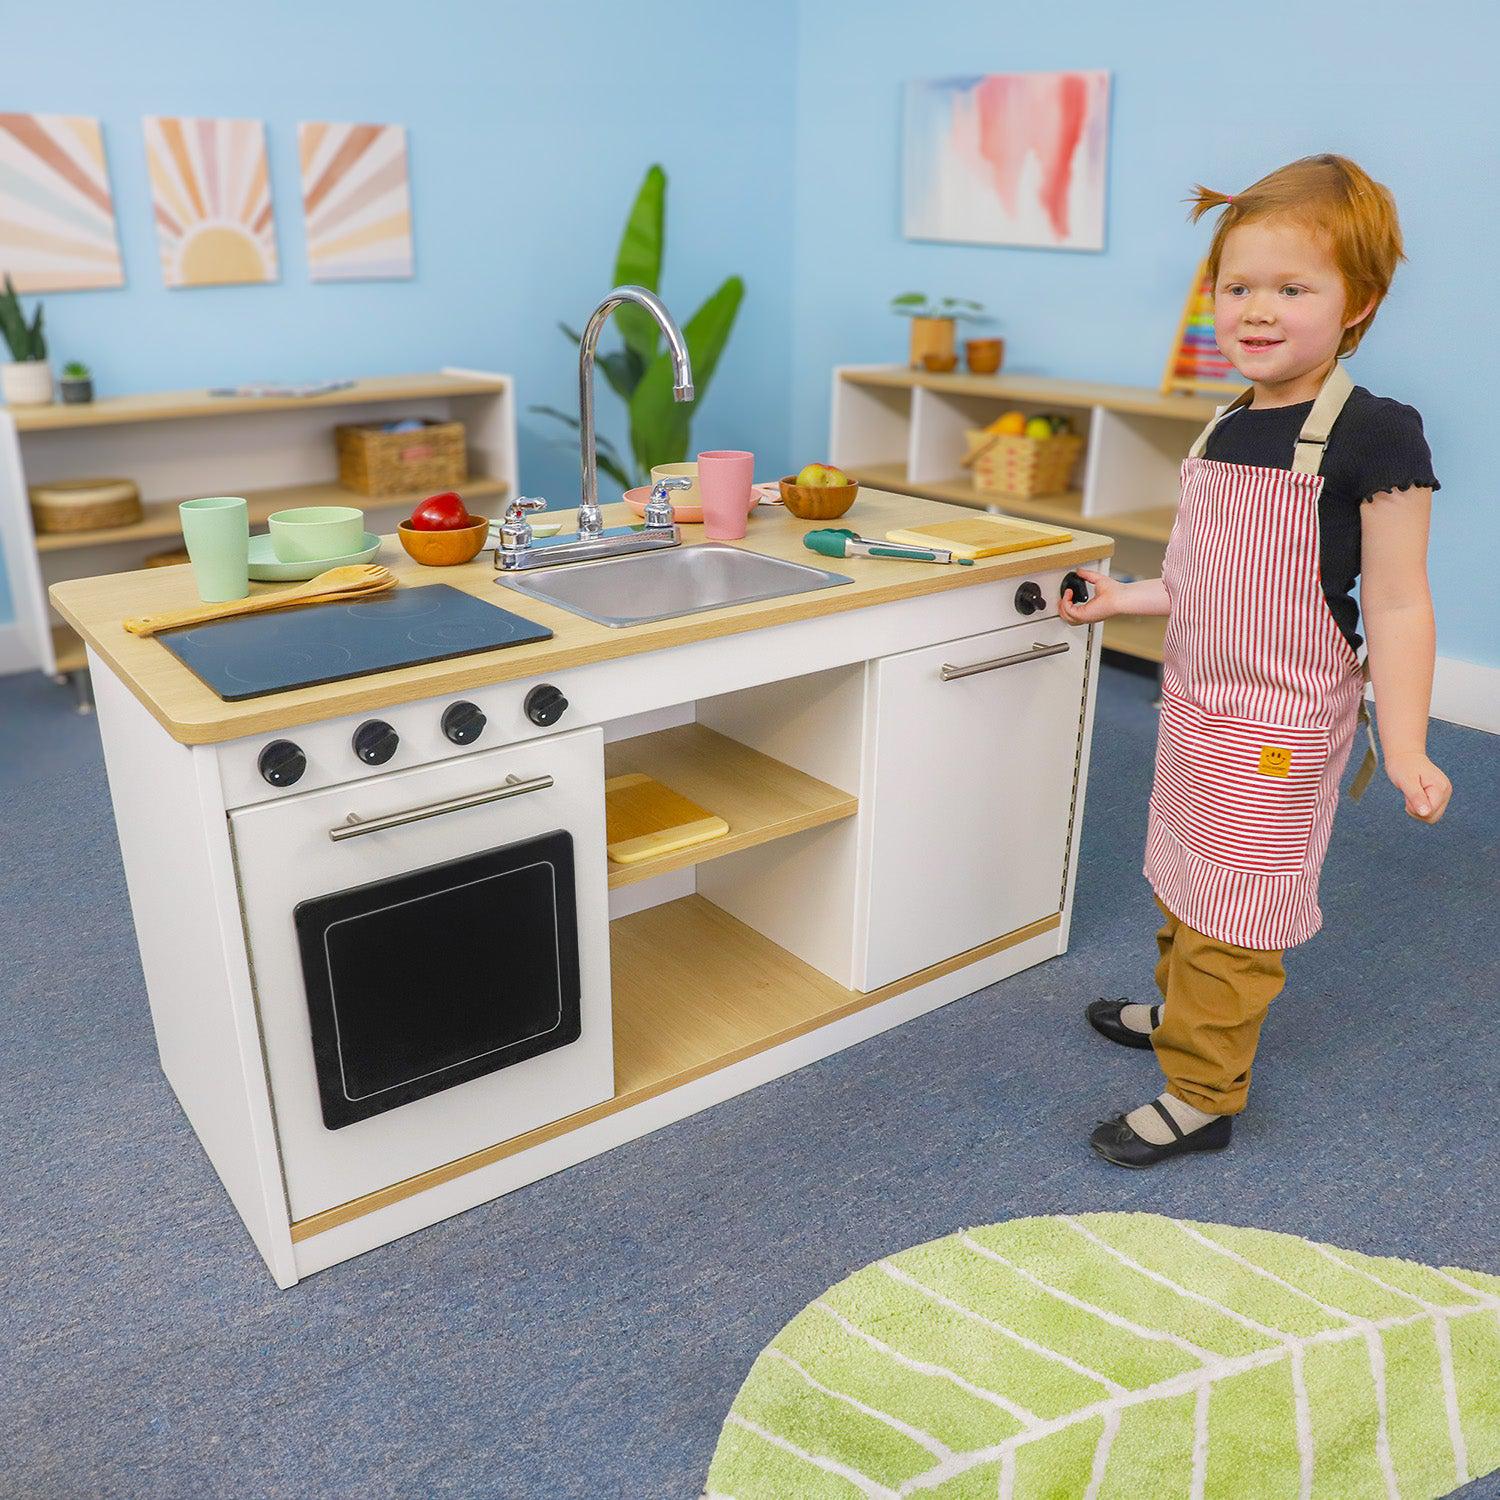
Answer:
62 360 91 380
0 275 47 361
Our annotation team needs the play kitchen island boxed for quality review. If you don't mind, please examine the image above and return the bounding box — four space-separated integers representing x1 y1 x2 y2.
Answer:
52 485 1112 1287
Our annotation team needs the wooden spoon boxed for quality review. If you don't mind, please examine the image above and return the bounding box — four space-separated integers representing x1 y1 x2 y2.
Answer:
123 565 397 638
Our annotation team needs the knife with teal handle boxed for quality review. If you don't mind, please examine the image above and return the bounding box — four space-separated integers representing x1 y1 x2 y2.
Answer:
802 526 974 565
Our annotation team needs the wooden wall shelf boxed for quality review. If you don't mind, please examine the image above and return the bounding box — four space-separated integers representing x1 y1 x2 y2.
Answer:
1 368 517 681
602 723 857 889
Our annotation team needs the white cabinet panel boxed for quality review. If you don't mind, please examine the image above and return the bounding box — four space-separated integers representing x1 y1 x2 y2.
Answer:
860 617 1087 988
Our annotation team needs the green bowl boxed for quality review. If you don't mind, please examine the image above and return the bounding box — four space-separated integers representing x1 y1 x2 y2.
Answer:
268 505 364 563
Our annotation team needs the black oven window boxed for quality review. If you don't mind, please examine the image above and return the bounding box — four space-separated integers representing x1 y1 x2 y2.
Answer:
294 831 581 1128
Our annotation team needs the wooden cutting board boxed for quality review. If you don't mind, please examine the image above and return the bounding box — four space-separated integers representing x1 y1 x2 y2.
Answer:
605 772 730 864
885 515 1073 559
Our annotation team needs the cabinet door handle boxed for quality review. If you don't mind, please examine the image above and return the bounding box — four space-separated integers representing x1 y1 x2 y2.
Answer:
329 772 555 841
939 640 1071 681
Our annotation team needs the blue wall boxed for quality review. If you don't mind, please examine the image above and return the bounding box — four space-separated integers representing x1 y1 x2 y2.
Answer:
790 0 1497 670
0 0 798 624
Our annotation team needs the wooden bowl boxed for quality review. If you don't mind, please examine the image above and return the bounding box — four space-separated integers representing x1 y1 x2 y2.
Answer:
777 475 859 520
397 517 489 566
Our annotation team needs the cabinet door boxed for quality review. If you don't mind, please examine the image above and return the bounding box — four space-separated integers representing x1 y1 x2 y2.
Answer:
860 617 1087 989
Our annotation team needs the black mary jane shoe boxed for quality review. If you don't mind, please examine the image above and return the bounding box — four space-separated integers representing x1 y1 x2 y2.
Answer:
1089 1100 1232 1168
1085 997 1160 1051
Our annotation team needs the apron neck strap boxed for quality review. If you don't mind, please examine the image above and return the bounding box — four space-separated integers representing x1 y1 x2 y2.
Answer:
1291 361 1355 475
1187 361 1356 477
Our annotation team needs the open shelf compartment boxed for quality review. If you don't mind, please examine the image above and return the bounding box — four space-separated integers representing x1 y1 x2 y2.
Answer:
602 722 857 889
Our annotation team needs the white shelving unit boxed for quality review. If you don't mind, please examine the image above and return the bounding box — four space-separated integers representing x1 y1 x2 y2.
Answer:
0 368 516 686
830 364 1237 663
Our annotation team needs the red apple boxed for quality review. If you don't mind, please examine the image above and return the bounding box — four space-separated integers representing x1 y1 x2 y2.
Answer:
408 492 474 531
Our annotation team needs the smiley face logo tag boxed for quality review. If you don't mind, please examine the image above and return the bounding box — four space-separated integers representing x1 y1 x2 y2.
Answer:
1258 745 1292 778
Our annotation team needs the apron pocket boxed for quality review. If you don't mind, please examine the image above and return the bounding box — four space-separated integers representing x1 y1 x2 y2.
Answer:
1151 689 1332 877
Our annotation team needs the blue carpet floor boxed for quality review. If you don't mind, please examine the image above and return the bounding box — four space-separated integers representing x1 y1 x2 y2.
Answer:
2 662 1496 1500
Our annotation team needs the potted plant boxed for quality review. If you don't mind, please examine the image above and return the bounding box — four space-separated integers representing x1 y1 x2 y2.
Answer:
532 163 744 490
890 293 987 371
0 275 52 406
60 360 94 404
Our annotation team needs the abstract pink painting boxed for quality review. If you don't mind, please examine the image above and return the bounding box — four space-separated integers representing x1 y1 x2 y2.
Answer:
903 72 1110 251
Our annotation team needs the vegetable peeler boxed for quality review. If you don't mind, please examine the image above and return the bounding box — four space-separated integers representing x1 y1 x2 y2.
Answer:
802 527 974 566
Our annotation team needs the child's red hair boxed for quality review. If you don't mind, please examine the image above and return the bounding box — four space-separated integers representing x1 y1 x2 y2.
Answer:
1188 154 1405 356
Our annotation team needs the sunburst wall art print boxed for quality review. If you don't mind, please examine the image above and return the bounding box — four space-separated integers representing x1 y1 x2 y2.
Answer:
0 114 124 291
144 116 278 288
903 71 1111 251
298 123 413 282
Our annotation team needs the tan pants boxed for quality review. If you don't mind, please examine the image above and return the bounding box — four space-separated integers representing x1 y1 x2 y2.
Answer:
1150 896 1286 1116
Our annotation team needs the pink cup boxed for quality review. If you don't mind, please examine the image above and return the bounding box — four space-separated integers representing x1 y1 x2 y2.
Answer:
697 449 755 540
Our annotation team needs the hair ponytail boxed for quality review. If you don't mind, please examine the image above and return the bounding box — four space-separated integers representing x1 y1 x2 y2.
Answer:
1186 184 1238 224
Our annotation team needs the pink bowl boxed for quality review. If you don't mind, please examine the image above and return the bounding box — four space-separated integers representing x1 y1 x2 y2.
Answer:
622 483 774 525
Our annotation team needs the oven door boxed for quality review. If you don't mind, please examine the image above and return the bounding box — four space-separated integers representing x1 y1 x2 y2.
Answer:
229 724 611 1222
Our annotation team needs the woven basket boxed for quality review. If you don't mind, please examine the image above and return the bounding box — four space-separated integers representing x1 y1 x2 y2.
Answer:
335 419 467 497
962 429 1085 499
29 477 143 533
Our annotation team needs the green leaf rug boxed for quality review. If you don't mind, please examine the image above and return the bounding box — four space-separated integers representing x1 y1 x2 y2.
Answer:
706 1213 1500 1499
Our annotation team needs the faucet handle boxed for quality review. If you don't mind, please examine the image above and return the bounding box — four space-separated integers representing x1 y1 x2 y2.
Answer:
498 495 548 551
645 476 691 529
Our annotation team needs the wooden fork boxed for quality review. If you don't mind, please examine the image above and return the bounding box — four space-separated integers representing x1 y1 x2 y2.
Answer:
123 565 397 638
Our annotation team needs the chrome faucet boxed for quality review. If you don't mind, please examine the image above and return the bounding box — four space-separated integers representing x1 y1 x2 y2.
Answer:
493 286 695 573
578 286 694 536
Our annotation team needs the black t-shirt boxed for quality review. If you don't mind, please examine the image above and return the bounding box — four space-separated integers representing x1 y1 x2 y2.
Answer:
1202 385 1439 653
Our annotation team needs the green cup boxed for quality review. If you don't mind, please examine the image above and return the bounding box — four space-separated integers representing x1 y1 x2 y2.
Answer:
179 496 249 602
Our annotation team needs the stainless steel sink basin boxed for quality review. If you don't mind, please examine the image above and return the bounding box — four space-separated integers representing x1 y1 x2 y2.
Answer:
497 543 853 627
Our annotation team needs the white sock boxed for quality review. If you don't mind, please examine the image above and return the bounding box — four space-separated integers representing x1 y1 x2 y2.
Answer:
1120 1002 1163 1036
1126 1092 1217 1144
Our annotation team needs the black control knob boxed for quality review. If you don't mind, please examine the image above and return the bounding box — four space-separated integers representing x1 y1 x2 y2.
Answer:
1060 570 1092 607
352 720 399 765
1014 580 1047 616
442 700 487 745
524 683 568 727
258 739 306 788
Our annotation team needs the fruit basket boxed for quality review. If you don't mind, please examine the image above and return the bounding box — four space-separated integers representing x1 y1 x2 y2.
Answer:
335 418 467 497
962 426 1085 500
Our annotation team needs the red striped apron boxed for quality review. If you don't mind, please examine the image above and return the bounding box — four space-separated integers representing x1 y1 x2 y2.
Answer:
1144 363 1368 950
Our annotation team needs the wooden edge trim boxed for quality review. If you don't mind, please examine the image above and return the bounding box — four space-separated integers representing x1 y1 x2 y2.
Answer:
290 910 1062 1241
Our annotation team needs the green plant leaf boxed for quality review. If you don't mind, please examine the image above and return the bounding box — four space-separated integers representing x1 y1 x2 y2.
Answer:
709 1212 1500 1498
527 402 625 464
558 321 582 345
611 164 667 370
891 291 928 307
596 347 645 404
627 274 744 477
30 303 45 361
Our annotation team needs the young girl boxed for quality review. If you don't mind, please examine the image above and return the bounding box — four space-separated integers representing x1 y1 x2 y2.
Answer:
1061 154 1451 1167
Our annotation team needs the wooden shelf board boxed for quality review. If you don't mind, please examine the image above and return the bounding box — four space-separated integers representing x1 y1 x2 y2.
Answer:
603 724 857 889
35 475 510 554
840 365 1236 423
847 464 1174 543
289 895 1062 1241
51 623 86 674
9 372 508 433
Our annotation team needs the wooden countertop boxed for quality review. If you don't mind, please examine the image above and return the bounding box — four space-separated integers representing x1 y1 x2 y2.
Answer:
50 487 1113 746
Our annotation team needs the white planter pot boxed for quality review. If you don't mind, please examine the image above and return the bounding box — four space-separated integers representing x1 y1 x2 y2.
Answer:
1 360 54 406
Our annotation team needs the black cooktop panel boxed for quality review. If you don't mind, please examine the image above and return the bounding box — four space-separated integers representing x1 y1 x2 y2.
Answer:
158 584 553 700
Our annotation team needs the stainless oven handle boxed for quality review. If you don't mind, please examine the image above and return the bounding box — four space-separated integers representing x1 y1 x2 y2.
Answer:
939 639 1070 681
329 773 555 841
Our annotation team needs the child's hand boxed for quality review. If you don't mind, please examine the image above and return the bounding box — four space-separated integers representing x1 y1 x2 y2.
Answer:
1059 568 1122 624
1385 751 1451 823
